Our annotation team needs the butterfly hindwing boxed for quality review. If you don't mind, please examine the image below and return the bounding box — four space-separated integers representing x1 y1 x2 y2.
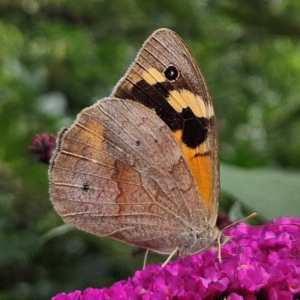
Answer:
49 98 209 255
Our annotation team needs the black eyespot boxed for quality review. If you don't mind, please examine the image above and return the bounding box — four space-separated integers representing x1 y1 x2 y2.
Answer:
164 65 179 81
196 233 200 239
82 183 90 192
136 140 141 146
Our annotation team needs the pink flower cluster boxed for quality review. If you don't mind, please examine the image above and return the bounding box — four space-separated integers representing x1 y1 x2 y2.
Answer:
53 217 300 300
29 133 56 164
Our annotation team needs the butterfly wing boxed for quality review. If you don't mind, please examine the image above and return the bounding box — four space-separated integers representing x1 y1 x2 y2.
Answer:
112 28 219 224
49 97 208 255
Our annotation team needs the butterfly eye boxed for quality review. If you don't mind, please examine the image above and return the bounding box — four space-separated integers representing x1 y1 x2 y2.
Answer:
164 65 180 81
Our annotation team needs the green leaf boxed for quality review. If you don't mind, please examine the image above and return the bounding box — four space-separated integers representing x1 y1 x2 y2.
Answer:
221 164 300 220
41 223 74 243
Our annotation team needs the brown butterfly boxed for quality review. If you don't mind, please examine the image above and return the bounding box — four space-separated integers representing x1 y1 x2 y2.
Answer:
49 28 223 264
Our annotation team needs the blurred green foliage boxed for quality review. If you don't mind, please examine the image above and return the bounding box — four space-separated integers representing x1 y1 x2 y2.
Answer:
1 0 300 299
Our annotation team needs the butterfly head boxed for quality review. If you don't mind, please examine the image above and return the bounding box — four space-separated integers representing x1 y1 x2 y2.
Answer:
179 224 223 257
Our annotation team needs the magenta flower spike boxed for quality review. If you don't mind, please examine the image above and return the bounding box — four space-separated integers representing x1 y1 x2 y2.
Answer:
29 133 56 164
52 217 300 300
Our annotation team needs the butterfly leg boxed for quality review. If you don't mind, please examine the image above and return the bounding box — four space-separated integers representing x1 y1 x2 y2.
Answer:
161 247 179 268
217 235 232 262
143 249 149 269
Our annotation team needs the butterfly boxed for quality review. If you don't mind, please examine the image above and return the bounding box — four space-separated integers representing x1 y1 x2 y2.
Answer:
49 28 224 264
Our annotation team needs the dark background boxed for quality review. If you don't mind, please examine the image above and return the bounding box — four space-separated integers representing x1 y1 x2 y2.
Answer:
1 1 300 299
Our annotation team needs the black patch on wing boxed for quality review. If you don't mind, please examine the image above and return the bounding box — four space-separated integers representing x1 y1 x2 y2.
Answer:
114 79 211 149
181 110 211 148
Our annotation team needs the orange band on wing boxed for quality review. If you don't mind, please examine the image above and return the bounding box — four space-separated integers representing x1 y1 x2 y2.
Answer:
174 130 212 208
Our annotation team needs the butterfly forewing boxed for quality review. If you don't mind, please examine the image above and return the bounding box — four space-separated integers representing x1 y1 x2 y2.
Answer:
112 28 219 222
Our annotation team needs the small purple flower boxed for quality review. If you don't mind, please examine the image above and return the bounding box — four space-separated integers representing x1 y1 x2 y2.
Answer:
52 217 300 299
53 290 81 300
29 133 56 164
216 213 232 229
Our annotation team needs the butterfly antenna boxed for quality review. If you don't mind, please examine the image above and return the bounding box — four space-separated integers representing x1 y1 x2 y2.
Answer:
221 212 258 233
